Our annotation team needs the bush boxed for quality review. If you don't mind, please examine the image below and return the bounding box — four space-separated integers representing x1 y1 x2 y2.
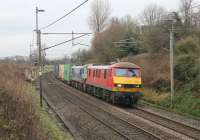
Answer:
174 36 200 93
176 36 200 57
193 75 200 93
151 78 170 91
175 55 199 82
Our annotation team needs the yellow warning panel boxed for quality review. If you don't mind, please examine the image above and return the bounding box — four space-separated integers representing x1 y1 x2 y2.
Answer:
113 76 142 85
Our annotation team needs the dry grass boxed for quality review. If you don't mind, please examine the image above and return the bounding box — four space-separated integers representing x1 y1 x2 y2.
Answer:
0 63 48 140
142 88 170 103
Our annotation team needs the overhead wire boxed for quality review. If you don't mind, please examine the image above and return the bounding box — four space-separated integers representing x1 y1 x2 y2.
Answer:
42 34 89 51
73 42 90 47
42 32 92 35
40 0 89 30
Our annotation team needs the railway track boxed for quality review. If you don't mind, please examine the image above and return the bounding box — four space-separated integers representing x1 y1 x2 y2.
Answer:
45 73 192 140
47 74 161 140
126 107 200 140
43 75 119 140
46 77 130 140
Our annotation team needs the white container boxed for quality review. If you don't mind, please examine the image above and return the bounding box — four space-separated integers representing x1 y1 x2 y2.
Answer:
59 64 64 80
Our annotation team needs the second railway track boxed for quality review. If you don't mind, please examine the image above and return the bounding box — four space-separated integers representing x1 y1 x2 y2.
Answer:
126 107 200 140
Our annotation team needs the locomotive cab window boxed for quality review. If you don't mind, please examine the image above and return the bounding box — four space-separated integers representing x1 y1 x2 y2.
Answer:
115 68 140 77
128 69 140 77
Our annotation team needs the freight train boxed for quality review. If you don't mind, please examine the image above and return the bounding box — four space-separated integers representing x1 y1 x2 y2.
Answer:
53 62 142 106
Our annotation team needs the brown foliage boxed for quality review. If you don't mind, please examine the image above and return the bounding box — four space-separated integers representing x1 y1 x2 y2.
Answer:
141 26 170 53
0 63 47 140
123 53 170 90
91 23 124 62
90 17 140 63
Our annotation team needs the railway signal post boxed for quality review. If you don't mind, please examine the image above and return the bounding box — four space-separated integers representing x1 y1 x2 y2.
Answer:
36 7 45 107
162 12 176 108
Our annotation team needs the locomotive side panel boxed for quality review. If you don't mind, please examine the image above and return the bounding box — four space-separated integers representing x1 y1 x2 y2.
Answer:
86 66 113 90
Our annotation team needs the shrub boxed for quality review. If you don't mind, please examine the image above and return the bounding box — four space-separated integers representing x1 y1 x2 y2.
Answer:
193 74 200 94
151 78 170 91
174 36 200 93
174 55 199 82
176 36 200 57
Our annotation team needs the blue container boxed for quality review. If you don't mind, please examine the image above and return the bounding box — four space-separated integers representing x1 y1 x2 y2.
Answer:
71 65 84 83
53 64 59 78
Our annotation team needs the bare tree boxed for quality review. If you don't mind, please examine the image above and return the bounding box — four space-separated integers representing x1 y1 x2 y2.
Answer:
192 9 200 28
179 0 194 27
88 0 111 32
121 15 139 33
140 4 167 26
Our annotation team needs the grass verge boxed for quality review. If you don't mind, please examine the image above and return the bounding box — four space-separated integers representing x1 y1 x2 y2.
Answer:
142 88 169 104
25 83 73 140
141 88 200 119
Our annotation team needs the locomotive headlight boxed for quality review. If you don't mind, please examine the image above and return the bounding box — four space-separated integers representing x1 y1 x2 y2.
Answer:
136 85 140 88
117 84 122 88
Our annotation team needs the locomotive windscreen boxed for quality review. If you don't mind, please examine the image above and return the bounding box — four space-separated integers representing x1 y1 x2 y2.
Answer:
115 69 140 77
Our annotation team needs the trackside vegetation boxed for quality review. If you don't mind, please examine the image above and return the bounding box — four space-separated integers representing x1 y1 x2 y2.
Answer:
142 87 200 118
0 63 72 140
66 0 200 118
26 84 73 140
141 35 200 118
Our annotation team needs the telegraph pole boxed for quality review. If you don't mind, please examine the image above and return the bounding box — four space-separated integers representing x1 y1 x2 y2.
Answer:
161 12 176 108
170 16 175 109
36 7 45 107
38 30 43 107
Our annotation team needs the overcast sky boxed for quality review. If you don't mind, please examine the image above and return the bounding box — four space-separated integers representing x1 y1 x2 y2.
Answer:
0 0 182 59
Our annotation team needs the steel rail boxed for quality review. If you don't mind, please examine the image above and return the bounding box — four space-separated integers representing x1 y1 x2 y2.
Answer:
49 74 163 140
47 74 131 140
128 106 200 140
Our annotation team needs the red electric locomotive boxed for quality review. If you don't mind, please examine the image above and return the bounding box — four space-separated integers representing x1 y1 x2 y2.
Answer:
85 62 142 106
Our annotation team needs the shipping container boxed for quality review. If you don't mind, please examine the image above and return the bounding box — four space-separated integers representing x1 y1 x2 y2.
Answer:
71 66 84 83
59 64 64 80
63 64 73 83
53 64 59 78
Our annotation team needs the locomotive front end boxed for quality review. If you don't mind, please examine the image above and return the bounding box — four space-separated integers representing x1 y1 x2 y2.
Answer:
111 63 142 106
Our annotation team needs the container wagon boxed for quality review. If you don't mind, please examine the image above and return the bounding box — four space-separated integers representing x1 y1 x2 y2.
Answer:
63 64 73 84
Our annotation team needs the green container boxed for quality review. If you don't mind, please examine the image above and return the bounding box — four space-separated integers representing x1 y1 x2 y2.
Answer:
64 64 73 82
